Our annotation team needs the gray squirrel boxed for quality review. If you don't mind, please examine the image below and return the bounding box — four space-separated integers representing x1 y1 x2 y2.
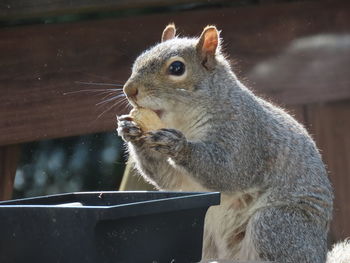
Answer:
117 24 349 262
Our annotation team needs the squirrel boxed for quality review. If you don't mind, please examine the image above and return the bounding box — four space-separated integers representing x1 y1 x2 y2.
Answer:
117 24 349 262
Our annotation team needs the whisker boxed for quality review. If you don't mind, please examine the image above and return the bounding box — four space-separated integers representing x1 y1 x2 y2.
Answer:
121 98 132 109
112 97 128 110
89 97 129 126
97 100 123 119
75 81 124 87
63 89 123 96
96 94 126 106
100 91 121 101
96 96 125 110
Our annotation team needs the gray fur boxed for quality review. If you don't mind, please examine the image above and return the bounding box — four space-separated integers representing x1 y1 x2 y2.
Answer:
117 28 333 262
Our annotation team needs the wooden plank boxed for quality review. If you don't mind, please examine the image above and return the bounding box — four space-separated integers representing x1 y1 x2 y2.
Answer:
0 145 21 200
0 0 228 21
1 1 350 145
246 33 350 105
306 100 350 244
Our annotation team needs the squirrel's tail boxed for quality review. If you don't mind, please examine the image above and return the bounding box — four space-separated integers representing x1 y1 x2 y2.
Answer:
326 239 350 263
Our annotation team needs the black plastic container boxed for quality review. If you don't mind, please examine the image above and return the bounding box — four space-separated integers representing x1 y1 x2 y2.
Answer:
0 191 220 263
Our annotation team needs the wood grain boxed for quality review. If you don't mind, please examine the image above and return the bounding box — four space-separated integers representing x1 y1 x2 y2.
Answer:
0 0 228 20
306 100 350 244
1 1 350 146
0 145 21 200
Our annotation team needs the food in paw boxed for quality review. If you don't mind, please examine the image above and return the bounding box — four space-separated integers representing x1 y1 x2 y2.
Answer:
130 107 164 132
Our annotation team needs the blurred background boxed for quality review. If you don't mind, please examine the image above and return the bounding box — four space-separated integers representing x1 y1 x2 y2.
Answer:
0 0 349 244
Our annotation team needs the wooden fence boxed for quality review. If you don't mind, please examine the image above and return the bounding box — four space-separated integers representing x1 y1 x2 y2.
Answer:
0 0 349 244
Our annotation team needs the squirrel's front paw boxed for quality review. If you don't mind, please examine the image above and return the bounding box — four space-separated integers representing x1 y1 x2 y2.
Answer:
142 128 187 158
117 115 142 143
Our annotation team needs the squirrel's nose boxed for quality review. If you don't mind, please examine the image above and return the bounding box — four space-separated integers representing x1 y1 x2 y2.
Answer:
123 83 139 99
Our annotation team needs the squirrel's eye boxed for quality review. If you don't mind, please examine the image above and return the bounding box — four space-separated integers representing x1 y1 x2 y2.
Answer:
168 61 185 76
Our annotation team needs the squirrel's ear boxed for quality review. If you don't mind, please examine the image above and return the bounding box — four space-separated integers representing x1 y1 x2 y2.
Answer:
161 23 176 42
197 26 220 70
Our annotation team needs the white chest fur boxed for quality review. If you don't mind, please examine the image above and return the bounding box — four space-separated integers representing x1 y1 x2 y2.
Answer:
203 191 264 260
172 172 264 260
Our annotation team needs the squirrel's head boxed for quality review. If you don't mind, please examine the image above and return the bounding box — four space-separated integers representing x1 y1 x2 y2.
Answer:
124 24 231 122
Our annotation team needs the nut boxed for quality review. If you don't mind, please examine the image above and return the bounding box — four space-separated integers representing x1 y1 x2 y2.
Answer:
130 107 164 132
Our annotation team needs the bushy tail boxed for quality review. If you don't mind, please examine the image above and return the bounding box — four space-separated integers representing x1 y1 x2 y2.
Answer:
327 239 350 263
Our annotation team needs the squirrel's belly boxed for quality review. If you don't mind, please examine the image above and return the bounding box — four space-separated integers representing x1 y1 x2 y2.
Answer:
203 190 264 260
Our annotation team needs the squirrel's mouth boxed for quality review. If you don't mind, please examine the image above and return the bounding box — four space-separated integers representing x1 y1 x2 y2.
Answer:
154 109 164 119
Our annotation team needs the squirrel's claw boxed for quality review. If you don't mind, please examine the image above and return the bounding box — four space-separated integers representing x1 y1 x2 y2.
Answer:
142 128 187 158
117 118 142 143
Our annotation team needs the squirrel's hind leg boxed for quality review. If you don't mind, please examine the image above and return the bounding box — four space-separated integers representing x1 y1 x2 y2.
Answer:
202 231 219 259
234 221 261 260
247 206 328 263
